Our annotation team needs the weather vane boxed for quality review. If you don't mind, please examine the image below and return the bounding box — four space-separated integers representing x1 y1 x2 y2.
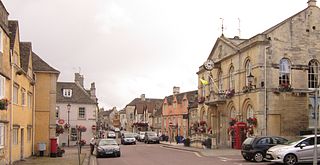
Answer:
220 18 224 35
238 18 241 37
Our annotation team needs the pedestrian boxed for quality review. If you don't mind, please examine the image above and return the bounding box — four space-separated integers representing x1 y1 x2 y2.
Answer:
90 137 96 155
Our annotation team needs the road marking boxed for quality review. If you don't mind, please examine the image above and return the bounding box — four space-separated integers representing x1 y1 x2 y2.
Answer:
160 146 202 157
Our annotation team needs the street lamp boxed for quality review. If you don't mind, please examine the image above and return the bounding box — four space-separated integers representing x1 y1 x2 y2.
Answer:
67 103 71 147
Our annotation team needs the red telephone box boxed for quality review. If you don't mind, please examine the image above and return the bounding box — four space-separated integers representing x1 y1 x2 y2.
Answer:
50 138 58 157
233 122 247 149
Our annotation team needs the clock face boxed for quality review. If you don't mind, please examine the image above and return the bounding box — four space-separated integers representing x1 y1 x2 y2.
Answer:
203 60 214 71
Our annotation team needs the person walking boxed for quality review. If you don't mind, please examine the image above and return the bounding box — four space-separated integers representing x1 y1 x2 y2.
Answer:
90 137 96 155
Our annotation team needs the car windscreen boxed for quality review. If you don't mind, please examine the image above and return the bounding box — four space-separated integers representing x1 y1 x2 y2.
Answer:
242 137 255 145
147 132 157 136
124 133 135 138
285 136 310 145
99 140 117 146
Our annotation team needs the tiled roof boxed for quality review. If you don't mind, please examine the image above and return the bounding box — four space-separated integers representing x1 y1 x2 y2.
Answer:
126 98 163 114
165 90 198 106
8 20 18 49
56 82 97 105
32 52 60 73
20 42 31 72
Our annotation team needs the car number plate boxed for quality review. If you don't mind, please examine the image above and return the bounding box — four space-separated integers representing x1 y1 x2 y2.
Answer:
105 151 113 154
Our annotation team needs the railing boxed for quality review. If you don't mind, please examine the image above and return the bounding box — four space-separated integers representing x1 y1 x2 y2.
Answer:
189 133 216 149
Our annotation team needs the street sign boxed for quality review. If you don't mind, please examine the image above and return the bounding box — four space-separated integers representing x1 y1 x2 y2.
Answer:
58 119 65 125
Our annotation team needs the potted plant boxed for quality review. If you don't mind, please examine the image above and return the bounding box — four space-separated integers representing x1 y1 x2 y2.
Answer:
247 117 257 127
0 98 9 110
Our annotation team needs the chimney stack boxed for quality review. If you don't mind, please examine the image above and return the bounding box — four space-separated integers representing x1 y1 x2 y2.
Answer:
74 73 84 87
141 94 145 101
90 82 96 101
173 86 180 95
308 0 317 6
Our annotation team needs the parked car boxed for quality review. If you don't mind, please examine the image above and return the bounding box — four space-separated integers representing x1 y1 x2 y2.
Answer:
144 131 160 144
241 136 288 162
138 131 145 142
96 138 121 158
265 134 320 165
107 131 116 138
121 133 136 145
133 133 139 140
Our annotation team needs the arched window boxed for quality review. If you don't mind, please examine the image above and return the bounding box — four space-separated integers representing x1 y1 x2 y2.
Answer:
230 107 236 119
245 60 252 86
246 105 254 119
279 58 291 85
218 71 223 93
229 66 235 90
308 60 319 88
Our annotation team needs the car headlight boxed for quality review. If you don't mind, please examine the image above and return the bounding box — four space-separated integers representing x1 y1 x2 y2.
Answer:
114 147 120 151
97 147 104 152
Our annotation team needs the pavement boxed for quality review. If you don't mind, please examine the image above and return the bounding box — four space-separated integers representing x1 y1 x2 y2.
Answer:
13 142 241 165
159 141 241 157
13 145 91 165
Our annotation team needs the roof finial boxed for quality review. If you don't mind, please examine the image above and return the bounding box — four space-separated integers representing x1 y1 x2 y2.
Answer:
308 0 317 7
220 18 224 36
238 18 241 38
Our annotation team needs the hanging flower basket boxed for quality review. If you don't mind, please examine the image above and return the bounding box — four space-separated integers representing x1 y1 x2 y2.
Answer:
64 123 70 129
77 125 87 132
200 120 207 126
225 89 235 98
0 98 9 110
279 83 293 92
247 117 257 126
56 124 64 135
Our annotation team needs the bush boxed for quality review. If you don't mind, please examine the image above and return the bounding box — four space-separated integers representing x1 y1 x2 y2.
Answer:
184 138 190 147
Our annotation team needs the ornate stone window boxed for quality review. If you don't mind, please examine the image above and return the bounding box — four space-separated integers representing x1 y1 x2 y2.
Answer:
308 60 319 88
245 60 252 86
246 105 254 119
230 106 236 119
279 58 291 86
229 66 235 90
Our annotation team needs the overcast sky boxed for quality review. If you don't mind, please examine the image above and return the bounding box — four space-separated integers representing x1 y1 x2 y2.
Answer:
2 0 307 110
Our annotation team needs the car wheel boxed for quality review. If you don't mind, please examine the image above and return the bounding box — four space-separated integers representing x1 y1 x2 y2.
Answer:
118 152 121 157
242 155 251 161
284 154 297 165
253 152 264 162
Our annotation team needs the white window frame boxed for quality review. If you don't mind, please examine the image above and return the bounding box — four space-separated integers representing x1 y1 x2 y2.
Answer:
13 128 18 145
13 84 19 104
0 123 4 148
21 88 26 106
0 75 5 99
78 107 85 119
63 89 72 97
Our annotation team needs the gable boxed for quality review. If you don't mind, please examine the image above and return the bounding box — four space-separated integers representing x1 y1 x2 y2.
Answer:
208 37 239 61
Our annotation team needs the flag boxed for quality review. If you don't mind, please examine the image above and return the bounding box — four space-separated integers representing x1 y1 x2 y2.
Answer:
200 78 209 85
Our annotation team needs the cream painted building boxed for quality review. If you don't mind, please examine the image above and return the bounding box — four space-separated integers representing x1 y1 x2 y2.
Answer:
198 0 320 148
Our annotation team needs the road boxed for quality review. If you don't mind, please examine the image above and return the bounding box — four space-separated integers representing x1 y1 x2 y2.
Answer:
96 142 275 165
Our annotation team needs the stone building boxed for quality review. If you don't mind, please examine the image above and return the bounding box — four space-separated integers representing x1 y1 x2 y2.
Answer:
198 0 320 148
162 87 198 142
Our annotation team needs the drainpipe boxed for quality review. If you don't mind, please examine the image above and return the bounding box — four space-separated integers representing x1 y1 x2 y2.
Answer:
32 75 36 155
264 45 270 136
9 50 13 165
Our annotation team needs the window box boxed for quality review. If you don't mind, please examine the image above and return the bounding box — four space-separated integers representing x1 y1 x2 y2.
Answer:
0 98 8 110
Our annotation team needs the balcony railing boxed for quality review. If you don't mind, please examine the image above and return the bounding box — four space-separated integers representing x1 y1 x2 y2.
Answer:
205 92 226 105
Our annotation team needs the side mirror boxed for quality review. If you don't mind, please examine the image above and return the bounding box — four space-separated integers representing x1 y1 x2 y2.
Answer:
300 143 307 149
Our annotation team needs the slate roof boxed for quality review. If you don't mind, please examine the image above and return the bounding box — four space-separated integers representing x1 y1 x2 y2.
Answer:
8 20 18 49
56 82 97 104
126 98 163 114
32 52 60 73
20 42 31 72
165 90 198 106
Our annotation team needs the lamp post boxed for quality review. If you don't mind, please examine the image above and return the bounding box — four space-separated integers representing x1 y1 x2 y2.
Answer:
67 104 71 147
247 72 254 88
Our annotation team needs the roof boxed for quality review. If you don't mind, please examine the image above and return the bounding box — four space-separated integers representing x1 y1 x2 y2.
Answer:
56 82 97 104
99 110 113 117
126 98 163 114
32 52 60 73
20 42 31 72
165 90 198 108
8 20 18 49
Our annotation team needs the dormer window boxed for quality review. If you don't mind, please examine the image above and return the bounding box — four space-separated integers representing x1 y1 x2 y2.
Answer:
63 89 72 97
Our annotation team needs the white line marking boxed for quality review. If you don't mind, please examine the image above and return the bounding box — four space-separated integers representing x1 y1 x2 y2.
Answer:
160 146 202 157
194 152 202 157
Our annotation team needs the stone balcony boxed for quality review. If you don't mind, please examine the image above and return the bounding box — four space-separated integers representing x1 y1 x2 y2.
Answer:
205 92 227 106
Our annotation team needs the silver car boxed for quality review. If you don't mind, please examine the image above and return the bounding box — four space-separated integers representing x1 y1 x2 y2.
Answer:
265 135 320 165
96 138 121 158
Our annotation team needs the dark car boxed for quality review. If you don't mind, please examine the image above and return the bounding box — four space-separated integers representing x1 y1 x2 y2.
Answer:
121 133 136 145
144 131 160 144
241 136 288 162
96 138 121 158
